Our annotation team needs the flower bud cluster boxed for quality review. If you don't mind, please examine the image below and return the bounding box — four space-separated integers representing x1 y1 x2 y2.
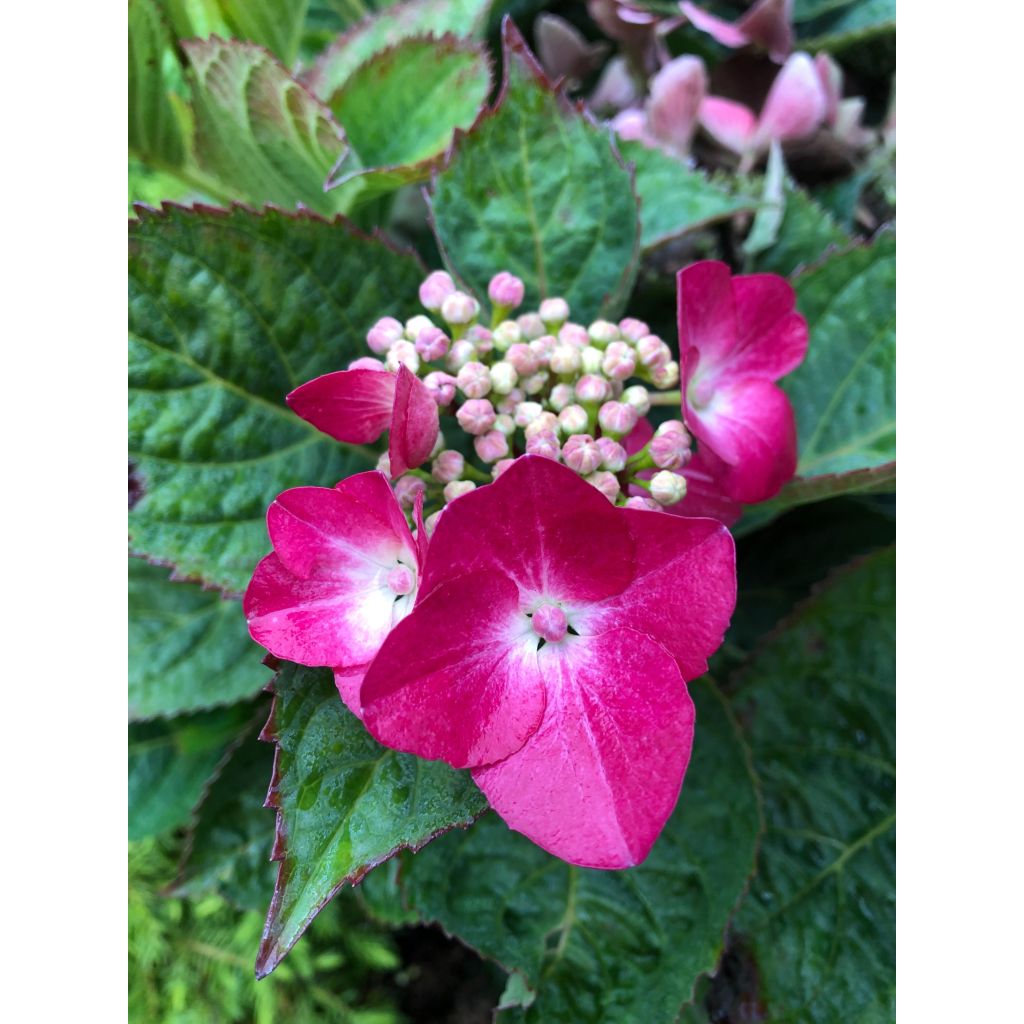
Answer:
365 270 687 512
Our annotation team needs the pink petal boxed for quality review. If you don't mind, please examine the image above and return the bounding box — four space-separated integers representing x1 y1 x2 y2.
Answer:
674 449 744 525
728 275 809 380
680 2 748 47
623 415 655 457
677 260 738 370
419 455 636 605
334 666 366 720
815 52 842 125
388 365 439 478
472 628 694 869
737 0 794 63
684 378 798 503
578 512 735 679
699 96 758 154
647 56 707 155
755 52 827 147
361 570 547 769
286 368 395 444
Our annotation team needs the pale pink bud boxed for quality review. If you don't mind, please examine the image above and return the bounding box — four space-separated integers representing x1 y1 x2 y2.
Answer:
549 383 576 412
348 356 386 371
493 320 523 351
581 346 605 374
492 458 516 479
367 316 404 354
441 291 480 325
405 315 435 342
488 272 525 309
456 398 496 435
394 475 426 508
494 413 516 436
474 429 510 463
549 344 583 375
531 600 569 642
467 324 494 356
444 480 477 502
636 335 672 370
526 430 561 460
602 341 637 380
529 334 558 362
558 323 590 348
376 452 391 476
430 431 446 457
586 470 621 502
386 340 420 374
496 388 525 415
622 384 651 415
524 411 559 440
522 371 551 395
424 509 444 535
415 326 450 362
456 360 491 399
652 361 680 389
516 313 546 340
596 436 627 472
598 400 638 437
576 374 612 404
423 371 457 406
562 434 603 475
507 343 541 376
539 297 570 326
650 431 692 470
514 401 545 428
618 317 650 342
386 563 417 595
419 270 456 312
650 470 687 506
656 419 689 438
445 339 477 372
489 361 519 395
625 495 661 512
587 319 620 347
432 449 465 483
647 55 707 156
558 404 590 435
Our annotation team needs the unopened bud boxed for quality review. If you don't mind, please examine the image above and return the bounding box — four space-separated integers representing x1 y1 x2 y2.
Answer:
622 384 651 415
457 361 492 399
586 470 621 502
507 343 540 376
488 271 525 309
386 563 417 595
386 341 420 374
494 413 516 436
526 430 561 460
558 404 590 435
636 335 672 371
432 449 465 483
650 470 687 506
625 494 661 512
419 271 456 312
524 411 559 440
576 374 612 404
516 313 546 340
521 370 550 395
562 434 603 475
656 419 689 438
456 398 496 435
489 361 519 395
529 334 558 362
493 320 522 351
492 458 516 479
549 383 576 412
580 346 605 375
650 430 691 470
496 388 525 415
618 317 650 343
466 325 494 357
598 400 638 437
394 475 426 508
588 319 620 347
596 436 628 472
602 341 637 380
550 344 583 375
558 323 590 348
441 291 480 326
367 316 405 355
405 315 435 342
445 339 477 372
376 452 391 476
474 429 510 463
430 430 446 458
652 361 680 389
539 296 570 327
348 356 386 371
514 401 545 428
424 509 444 535
443 480 477 502
423 371 457 406
415 326 450 362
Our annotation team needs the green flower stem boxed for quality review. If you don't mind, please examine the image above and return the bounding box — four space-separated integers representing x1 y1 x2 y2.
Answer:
646 390 682 407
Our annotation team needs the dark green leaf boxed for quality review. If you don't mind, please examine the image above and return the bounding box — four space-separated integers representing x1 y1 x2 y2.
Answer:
129 703 257 841
128 204 422 593
750 181 850 277
728 548 895 1021
257 662 487 978
128 559 270 720
621 141 755 252
307 0 493 100
217 0 311 65
396 679 760 1024
798 0 896 51
183 37 349 214
129 0 185 168
428 19 641 319
785 230 895 476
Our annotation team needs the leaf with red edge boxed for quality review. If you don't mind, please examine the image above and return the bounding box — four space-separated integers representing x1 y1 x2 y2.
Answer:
256 660 487 978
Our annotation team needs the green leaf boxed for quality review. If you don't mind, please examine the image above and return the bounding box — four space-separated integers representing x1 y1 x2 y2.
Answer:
728 548 895 1022
620 141 755 252
128 559 270 720
307 0 493 99
785 230 895 476
129 703 257 840
395 679 760 1024
329 35 491 191
129 0 186 168
128 204 422 593
750 181 850 276
216 0 311 65
798 0 896 51
182 37 349 214
428 19 640 320
174 725 277 911
257 662 488 978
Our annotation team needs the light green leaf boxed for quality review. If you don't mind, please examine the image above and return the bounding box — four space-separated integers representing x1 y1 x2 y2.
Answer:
620 140 755 252
129 205 422 593
129 703 257 840
217 0 311 64
728 548 895 1022
307 0 492 99
128 559 269 720
798 0 896 50
256 662 488 978
785 230 895 476
129 0 185 168
429 19 640 319
183 37 349 214
396 679 760 1024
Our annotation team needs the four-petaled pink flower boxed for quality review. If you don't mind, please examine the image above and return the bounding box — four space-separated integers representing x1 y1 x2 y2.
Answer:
359 455 736 869
287 364 439 478
678 261 808 503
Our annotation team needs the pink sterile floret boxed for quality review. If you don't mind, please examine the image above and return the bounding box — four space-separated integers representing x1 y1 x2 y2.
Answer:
286 365 439 478
359 455 736 870
678 261 808 503
244 471 421 718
